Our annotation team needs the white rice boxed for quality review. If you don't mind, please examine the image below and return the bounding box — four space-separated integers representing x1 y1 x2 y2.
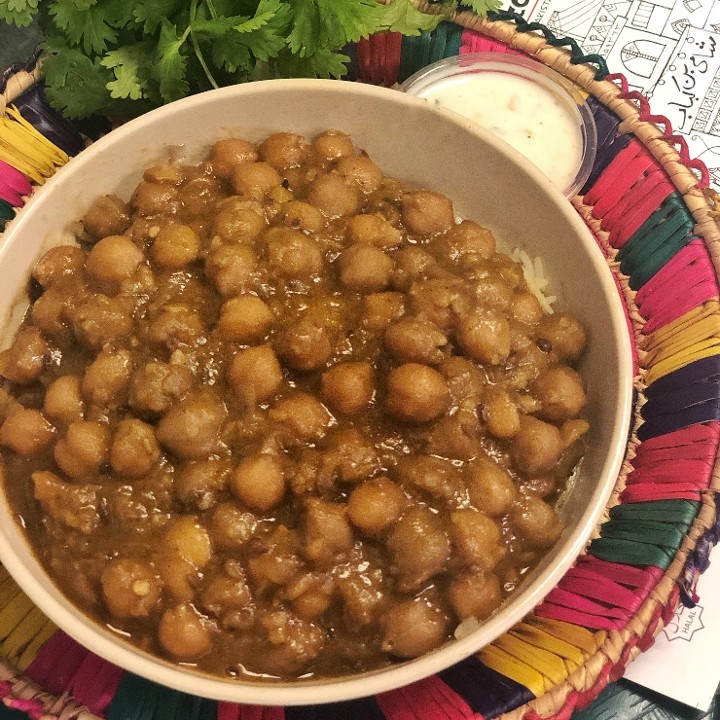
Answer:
511 247 557 314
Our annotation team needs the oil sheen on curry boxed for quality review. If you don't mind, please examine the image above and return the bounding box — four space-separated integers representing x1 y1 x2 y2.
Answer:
0 130 589 681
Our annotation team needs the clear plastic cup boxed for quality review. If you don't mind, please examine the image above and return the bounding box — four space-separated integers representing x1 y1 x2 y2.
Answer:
401 52 598 199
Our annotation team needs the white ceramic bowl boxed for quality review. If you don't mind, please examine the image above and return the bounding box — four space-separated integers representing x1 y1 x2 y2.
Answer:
0 79 632 706
401 53 598 199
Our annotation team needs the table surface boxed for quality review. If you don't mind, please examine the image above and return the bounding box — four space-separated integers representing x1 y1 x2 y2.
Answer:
1 7 719 720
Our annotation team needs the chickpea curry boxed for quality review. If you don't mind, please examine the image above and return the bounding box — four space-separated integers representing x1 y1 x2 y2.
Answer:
0 130 589 680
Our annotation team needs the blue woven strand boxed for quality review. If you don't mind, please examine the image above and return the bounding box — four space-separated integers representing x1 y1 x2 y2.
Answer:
286 696 386 720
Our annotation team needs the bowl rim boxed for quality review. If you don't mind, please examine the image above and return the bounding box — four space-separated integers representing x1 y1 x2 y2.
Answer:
0 78 633 706
399 51 599 199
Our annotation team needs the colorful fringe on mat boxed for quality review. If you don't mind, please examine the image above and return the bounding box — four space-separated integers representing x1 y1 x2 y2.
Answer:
1 11 720 720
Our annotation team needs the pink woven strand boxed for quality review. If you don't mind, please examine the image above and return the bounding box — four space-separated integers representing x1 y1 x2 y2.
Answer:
460 28 523 56
640 280 718 335
632 422 720 463
377 675 476 720
560 569 645 612
605 171 675 248
574 555 665 590
67 651 124 715
24 631 91 696
620 483 702 503
217 704 285 720
584 139 644 206
356 32 402 86
634 239 711 307
533 602 624 631
0 159 32 206
590 153 657 219
626 459 713 487
540 588 632 621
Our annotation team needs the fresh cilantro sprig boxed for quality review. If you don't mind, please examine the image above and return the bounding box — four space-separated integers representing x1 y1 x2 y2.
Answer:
2 0 501 118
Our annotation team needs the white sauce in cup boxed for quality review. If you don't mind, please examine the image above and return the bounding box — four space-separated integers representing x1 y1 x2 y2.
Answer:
401 54 597 198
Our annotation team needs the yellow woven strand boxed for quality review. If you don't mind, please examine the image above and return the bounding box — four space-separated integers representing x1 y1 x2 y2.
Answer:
0 606 54 665
492 633 571 685
644 339 720 385
5 106 69 166
526 616 605 655
510 623 587 669
15 618 57 671
643 315 720 366
0 574 23 611
0 592 35 641
643 302 720 353
0 142 47 184
479 644 549 696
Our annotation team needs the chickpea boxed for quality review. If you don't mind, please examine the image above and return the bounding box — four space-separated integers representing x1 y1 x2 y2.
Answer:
231 161 282 200
158 603 213 660
337 244 393 293
347 477 406 535
307 173 360 218
395 455 462 502
156 389 227 460
82 194 131 239
312 130 355 163
32 470 100 535
456 309 512 366
473 276 513 312
151 224 201 270
511 415 564 475
162 515 213 569
274 318 333 372
101 558 162 619
385 363 450 423
32 245 87 288
435 220 495 262
287 573 334 621
0 408 55 455
0 326 48 384
175 459 232 510
345 213 403 249
401 190 454 235
335 155 383 193
227 344 284 405
482 387 521 439
386 506 450 591
391 247 439 292
449 571 502 620
512 291 544 326
85 235 144 291
385 317 447 365
205 243 258 297
210 502 257 550
532 366 587 422
81 349 132 409
212 200 266 244
382 598 449 658
275 200 326 234
258 132 307 170
231 453 286 512
321 361 374 415
30 283 77 339
110 418 161 478
466 456 518 517
128 360 194 416
269 392 334 442
44 375 85 425
537 312 587 362
336 566 384 625
216 295 274 345
265 227 324 280
361 291 405 331
449 509 504 571
143 164 183 185
71 295 133 349
210 137 258 179
54 420 110 479
303 498 354 568
200 569 253 620
323 427 381 482
510 494 563 548
131 181 179 217
146 305 205 350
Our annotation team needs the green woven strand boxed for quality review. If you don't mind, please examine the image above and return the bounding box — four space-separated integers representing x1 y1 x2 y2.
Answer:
399 22 463 83
589 537 675 568
487 10 609 79
599 519 686 549
616 194 695 289
0 199 15 222
609 499 700 525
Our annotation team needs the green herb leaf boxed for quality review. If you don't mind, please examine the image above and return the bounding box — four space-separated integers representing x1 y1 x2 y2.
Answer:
40 41 113 116
101 43 153 100
48 0 120 55
0 0 40 28
375 0 444 35
133 0 184 34
155 17 190 103
458 0 502 14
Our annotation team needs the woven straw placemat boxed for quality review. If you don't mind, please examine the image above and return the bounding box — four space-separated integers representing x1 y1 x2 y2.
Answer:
1 6 719 720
